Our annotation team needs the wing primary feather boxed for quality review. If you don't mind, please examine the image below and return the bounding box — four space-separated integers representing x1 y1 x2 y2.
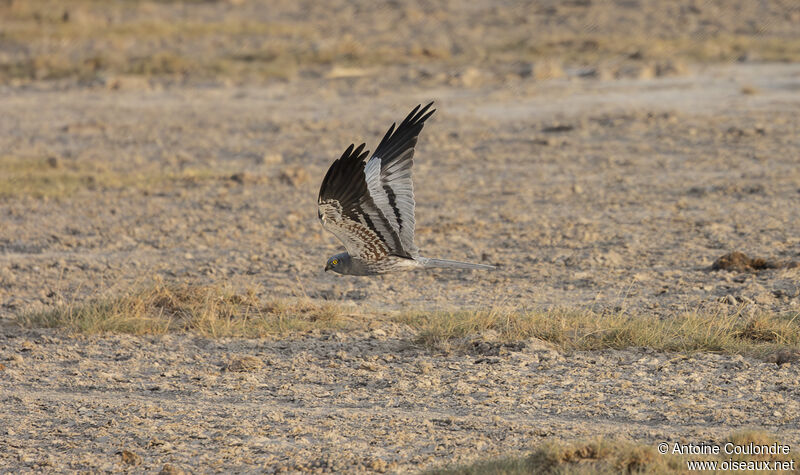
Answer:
352 143 366 158
416 108 435 124
318 103 436 261
361 102 434 258
403 104 421 122
379 123 396 146
373 102 435 162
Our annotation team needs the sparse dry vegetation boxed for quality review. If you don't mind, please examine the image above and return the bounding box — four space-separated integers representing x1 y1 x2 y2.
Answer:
17 283 800 359
400 306 800 359
19 281 357 337
2 0 800 84
427 431 796 475
0 155 226 198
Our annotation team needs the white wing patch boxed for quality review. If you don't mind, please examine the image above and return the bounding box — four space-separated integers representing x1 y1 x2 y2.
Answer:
364 158 399 232
364 154 418 256
318 103 433 263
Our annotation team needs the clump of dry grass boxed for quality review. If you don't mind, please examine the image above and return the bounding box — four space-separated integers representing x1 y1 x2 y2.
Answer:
399 306 800 358
17 283 799 359
527 438 662 474
426 431 795 475
19 281 355 337
0 156 95 199
0 155 223 199
3 1 800 85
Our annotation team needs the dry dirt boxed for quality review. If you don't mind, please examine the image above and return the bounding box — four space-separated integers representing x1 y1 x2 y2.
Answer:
2 327 799 473
1 62 799 316
1 61 798 473
2 1 800 473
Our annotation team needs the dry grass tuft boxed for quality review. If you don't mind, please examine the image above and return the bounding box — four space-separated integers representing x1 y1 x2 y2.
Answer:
0 155 224 199
528 439 662 474
400 306 800 358
426 431 795 474
17 285 800 359
19 281 355 337
2 1 800 84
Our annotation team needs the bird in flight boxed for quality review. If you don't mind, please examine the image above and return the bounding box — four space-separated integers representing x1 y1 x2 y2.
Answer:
318 102 495 275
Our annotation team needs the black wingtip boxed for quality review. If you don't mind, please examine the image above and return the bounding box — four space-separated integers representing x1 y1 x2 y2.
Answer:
356 144 370 162
404 104 421 123
379 123 396 147
410 101 435 125
339 143 355 161
418 108 435 124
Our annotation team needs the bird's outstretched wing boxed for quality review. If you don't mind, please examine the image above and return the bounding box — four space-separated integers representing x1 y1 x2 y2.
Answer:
318 102 435 262
365 102 434 257
318 143 397 262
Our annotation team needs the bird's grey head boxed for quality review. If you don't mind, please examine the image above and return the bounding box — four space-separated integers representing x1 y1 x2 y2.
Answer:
324 252 351 274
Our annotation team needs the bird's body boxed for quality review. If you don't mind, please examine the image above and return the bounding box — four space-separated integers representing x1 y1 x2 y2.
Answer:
318 102 494 275
324 252 420 276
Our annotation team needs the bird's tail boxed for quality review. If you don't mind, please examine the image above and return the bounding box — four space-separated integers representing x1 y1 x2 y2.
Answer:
419 257 496 271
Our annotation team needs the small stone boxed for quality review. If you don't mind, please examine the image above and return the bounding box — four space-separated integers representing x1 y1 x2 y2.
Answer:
456 67 484 87
417 362 434 374
224 355 264 372
261 153 283 165
106 75 151 91
712 251 779 272
542 124 574 133
530 60 565 80
615 63 655 79
19 340 35 351
370 458 388 472
229 172 250 184
360 361 380 372
159 463 187 475
118 450 141 466
740 85 759 95
279 166 310 187
766 349 800 366
655 60 688 77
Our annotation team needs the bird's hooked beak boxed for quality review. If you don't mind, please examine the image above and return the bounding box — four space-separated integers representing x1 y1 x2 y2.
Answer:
324 262 331 272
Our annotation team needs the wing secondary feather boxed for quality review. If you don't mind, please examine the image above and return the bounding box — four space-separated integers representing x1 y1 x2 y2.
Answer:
318 103 435 261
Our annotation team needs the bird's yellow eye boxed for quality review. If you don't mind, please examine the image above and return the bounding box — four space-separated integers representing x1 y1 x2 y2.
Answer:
331 259 338 266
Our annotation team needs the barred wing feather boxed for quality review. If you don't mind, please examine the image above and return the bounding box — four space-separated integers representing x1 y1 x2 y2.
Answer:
318 144 402 262
318 103 435 262
364 102 434 257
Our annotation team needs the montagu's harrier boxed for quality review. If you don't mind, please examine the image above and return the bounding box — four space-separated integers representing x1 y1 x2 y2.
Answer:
318 102 495 275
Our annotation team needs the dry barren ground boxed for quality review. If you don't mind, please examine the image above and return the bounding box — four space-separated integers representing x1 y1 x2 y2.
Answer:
1 61 798 474
2 0 800 473
1 326 798 473
1 62 799 315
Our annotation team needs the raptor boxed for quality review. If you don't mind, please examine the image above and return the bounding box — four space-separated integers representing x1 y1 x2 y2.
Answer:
318 102 495 275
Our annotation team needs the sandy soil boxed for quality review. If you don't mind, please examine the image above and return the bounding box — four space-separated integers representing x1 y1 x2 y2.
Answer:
1 61 798 474
2 1 800 473
2 327 799 473
1 63 799 316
